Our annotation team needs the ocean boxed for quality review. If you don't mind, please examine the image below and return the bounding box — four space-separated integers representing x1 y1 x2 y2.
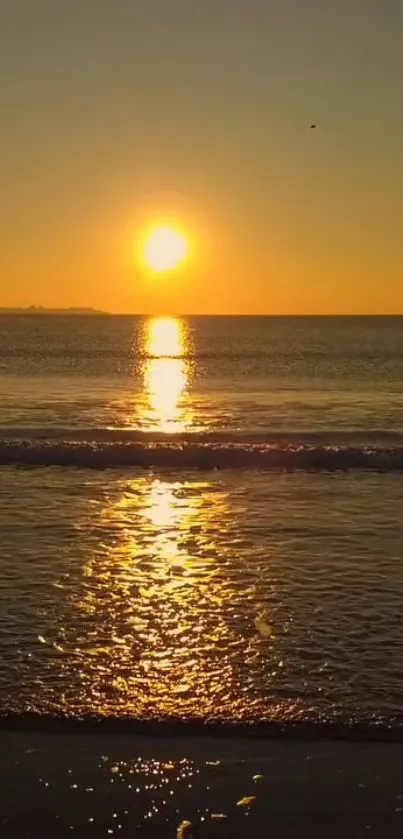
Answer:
1 314 403 728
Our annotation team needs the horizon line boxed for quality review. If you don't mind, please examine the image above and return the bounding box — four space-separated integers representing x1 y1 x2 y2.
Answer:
1 308 403 318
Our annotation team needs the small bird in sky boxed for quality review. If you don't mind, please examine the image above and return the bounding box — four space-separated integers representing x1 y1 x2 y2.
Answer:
310 123 317 129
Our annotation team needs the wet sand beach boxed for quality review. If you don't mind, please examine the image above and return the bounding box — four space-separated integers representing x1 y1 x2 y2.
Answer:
2 731 403 837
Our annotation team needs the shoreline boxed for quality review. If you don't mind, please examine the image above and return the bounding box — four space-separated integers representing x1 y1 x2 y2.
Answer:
2 713 403 742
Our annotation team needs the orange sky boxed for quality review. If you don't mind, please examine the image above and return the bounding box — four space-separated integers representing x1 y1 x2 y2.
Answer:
1 1 402 314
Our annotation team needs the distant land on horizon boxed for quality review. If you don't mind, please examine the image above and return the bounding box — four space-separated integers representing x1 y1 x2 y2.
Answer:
0 306 108 315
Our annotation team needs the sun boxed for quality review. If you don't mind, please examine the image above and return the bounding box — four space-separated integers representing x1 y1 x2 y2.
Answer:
143 226 187 273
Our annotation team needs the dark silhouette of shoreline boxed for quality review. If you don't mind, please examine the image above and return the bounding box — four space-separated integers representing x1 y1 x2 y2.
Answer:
0 306 107 315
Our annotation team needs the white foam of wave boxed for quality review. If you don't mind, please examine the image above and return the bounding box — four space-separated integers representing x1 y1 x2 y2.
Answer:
0 437 403 470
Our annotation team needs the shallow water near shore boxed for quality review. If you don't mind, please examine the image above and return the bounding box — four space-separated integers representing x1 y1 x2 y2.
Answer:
2 466 403 725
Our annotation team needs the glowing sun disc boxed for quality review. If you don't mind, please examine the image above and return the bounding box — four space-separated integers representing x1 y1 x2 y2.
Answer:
144 226 187 272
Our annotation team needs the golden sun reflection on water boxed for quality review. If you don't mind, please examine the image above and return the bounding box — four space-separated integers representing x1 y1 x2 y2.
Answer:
140 317 193 433
74 476 254 719
146 317 183 358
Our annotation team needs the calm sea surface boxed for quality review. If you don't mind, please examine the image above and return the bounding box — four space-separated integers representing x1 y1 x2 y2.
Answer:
1 315 403 726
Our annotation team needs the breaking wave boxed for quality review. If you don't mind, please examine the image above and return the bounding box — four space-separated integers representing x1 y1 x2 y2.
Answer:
1 427 403 470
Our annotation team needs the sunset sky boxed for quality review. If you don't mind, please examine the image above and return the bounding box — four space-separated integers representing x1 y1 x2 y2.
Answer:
1 0 402 314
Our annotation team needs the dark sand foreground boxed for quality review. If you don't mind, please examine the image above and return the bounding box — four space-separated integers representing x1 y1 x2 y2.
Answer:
1 731 403 837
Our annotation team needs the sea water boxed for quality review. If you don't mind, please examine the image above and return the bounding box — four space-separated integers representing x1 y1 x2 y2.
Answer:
1 315 403 726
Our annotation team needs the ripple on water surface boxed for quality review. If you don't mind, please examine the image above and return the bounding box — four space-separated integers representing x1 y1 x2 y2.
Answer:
1 468 403 724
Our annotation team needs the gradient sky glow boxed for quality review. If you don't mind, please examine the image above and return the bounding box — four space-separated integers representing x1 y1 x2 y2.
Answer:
1 0 402 314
